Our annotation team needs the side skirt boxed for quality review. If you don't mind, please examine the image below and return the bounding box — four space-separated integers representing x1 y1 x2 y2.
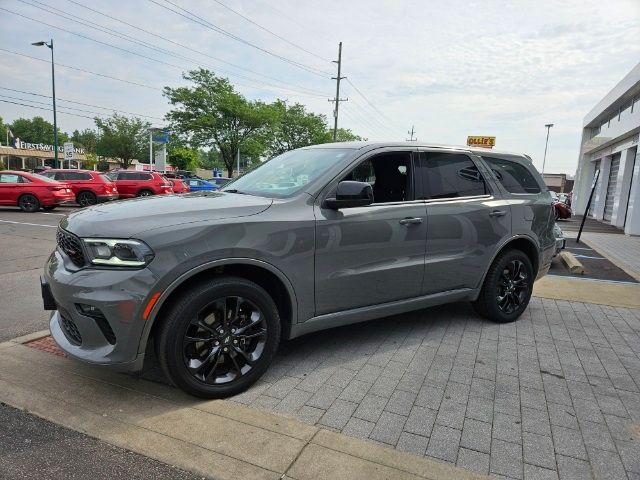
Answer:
289 288 476 339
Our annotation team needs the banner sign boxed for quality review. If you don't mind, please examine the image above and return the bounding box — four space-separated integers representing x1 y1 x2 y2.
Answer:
13 138 85 154
467 136 495 149
152 132 170 144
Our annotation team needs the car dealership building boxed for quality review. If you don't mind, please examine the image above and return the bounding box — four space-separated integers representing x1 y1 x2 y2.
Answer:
573 62 640 234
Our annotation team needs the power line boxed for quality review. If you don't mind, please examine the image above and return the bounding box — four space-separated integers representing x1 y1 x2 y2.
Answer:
0 87 165 121
345 78 402 133
65 0 326 92
0 47 162 91
147 0 332 77
25 0 325 97
0 98 100 121
5 4 327 99
207 0 332 63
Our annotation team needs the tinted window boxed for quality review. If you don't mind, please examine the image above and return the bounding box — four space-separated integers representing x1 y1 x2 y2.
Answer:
483 156 541 194
139 173 152 181
343 152 412 203
118 172 138 180
41 172 56 179
417 152 487 200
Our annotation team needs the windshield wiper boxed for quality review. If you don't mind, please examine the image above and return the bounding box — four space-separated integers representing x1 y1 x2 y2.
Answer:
223 189 248 195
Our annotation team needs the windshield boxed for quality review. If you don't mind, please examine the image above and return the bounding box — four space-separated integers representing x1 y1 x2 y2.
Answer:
223 148 353 198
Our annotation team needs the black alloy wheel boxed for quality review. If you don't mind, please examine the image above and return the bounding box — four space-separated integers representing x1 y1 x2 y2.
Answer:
496 259 529 314
138 190 152 197
18 194 40 213
156 276 280 398
183 296 267 384
472 249 533 323
77 191 97 207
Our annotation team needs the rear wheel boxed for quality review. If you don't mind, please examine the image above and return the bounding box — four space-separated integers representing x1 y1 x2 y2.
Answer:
18 194 40 213
156 276 281 398
77 191 97 207
472 249 533 323
137 189 152 197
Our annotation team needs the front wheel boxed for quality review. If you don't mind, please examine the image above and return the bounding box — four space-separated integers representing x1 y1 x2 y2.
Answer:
156 277 281 398
18 194 40 213
77 191 97 207
472 249 533 323
137 190 152 197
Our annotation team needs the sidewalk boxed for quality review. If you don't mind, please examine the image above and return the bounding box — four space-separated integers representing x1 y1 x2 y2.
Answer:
0 334 487 480
576 232 640 281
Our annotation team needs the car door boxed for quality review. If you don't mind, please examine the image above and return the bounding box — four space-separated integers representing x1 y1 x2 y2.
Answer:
314 148 427 315
416 149 512 295
0 173 24 205
116 172 136 197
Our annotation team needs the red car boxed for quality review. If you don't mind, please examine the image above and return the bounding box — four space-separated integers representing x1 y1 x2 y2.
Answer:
0 170 74 212
551 192 572 220
105 171 173 198
168 178 190 193
41 169 119 206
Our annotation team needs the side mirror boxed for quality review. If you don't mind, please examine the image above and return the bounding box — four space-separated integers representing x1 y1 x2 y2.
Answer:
324 181 373 210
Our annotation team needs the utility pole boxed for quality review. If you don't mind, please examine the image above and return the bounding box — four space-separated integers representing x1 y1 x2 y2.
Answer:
541 123 554 175
237 148 240 177
329 42 347 141
407 125 417 141
32 39 58 168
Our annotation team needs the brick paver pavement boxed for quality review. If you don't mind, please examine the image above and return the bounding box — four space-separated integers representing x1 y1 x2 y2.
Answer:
231 297 640 480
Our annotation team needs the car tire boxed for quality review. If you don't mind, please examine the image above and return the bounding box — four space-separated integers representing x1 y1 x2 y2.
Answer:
155 276 281 399
472 249 533 323
137 190 153 197
18 194 40 213
77 191 97 207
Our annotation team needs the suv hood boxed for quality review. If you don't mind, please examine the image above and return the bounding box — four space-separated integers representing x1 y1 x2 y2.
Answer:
61 192 273 238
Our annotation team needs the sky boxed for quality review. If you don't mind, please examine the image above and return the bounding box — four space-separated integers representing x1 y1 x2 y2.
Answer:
0 0 639 175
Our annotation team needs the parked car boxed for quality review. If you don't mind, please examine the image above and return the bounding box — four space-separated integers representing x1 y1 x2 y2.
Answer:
207 177 231 188
185 178 218 192
551 191 572 220
0 170 74 212
104 171 173 198
43 142 555 398
40 169 119 206
168 178 190 194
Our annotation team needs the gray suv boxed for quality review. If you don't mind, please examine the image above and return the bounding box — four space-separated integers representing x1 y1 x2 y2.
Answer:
42 142 555 398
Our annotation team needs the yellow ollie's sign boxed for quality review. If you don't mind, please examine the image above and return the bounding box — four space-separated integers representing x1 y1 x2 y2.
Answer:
467 136 495 148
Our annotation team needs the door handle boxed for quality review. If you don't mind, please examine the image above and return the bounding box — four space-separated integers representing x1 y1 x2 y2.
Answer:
399 217 423 225
489 210 507 217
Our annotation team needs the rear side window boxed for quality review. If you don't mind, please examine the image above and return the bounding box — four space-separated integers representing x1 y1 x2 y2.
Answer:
138 173 152 180
416 152 487 200
483 156 541 194
77 172 93 181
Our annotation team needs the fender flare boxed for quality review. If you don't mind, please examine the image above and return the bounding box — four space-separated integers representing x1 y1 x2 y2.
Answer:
476 234 540 292
137 257 299 353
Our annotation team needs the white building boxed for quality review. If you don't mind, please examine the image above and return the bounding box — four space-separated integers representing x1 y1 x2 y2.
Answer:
573 62 640 234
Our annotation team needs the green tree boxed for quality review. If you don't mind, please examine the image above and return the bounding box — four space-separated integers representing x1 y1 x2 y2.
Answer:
167 144 200 171
9 116 68 144
164 69 276 177
268 100 329 155
95 114 150 169
70 128 98 154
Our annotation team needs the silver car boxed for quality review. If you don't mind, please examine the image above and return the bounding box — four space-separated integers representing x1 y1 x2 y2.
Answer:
42 142 556 398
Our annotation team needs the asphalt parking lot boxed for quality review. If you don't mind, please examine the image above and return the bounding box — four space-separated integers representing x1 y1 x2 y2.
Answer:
0 206 74 341
3 206 640 480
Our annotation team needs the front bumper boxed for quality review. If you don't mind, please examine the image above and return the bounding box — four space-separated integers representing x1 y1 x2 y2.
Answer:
43 249 157 371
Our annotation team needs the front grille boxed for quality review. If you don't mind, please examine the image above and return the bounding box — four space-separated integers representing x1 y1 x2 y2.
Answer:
59 312 82 345
56 228 86 267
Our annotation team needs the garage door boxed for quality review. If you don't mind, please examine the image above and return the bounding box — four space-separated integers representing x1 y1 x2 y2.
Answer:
591 160 601 218
604 154 621 222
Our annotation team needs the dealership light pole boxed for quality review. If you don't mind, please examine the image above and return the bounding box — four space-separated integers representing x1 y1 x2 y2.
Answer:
541 123 554 175
32 39 58 169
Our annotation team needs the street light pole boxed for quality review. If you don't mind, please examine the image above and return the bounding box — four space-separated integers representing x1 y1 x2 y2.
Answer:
32 39 58 168
541 123 554 175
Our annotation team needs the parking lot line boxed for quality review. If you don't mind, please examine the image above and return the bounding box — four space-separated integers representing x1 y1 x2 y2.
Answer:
0 220 57 228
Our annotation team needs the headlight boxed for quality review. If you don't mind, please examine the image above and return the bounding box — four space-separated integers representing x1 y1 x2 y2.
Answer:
82 238 154 267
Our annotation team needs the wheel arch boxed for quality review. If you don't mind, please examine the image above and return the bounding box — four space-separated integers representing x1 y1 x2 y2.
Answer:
17 192 40 206
478 235 540 291
140 258 298 355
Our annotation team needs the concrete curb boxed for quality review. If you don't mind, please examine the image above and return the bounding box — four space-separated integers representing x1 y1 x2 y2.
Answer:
0 329 50 350
559 250 584 274
534 275 640 308
0 343 488 480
